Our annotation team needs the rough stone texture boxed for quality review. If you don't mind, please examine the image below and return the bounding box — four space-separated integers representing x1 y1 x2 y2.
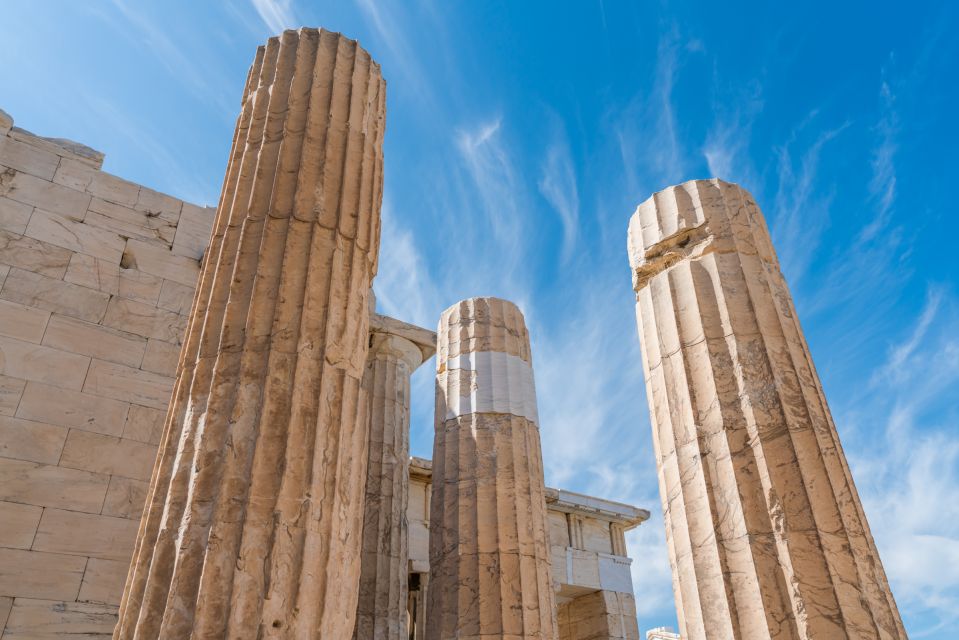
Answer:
627 179 907 639
407 457 647 640
0 99 212 638
114 28 386 639
353 331 426 640
557 590 640 640
427 297 557 639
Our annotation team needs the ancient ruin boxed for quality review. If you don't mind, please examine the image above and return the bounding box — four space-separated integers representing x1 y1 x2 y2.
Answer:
428 297 557 639
0 24 906 640
627 179 907 639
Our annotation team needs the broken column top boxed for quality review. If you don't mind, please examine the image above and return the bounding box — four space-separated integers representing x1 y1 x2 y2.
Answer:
627 178 778 290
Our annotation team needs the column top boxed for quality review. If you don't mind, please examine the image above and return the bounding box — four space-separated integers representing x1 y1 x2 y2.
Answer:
370 312 436 363
437 296 532 365
627 178 777 290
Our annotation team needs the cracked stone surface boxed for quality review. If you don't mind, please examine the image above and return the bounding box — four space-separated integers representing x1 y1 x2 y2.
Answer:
627 179 907 639
427 297 557 639
114 28 386 639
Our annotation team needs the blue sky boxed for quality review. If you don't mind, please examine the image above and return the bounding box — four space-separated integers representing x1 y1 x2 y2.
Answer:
3 1 957 636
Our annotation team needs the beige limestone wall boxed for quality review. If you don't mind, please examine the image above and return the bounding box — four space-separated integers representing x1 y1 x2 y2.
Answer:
0 108 214 638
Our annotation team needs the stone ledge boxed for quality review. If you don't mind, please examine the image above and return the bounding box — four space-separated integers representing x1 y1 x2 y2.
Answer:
2 108 104 169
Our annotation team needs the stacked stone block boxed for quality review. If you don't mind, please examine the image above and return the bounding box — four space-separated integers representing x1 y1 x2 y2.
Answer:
0 108 214 638
557 591 640 640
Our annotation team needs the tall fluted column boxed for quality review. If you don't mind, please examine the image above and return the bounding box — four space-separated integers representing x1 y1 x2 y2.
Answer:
427 297 557 640
114 28 386 639
627 179 906 639
353 328 427 640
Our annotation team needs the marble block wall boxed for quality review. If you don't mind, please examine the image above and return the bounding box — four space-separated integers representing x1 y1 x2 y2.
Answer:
0 108 214 639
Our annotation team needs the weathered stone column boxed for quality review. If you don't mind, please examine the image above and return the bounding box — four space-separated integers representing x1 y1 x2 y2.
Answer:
114 28 386 639
427 297 557 639
628 179 906 639
353 315 434 640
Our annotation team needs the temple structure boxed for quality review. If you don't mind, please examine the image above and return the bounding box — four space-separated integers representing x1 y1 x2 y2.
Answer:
0 25 906 640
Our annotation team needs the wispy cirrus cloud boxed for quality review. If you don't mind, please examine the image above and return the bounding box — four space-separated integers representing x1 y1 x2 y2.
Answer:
79 92 217 204
770 114 849 285
101 0 234 116
455 117 527 263
354 0 432 100
862 77 899 243
374 199 442 329
703 81 763 187
249 0 297 35
843 288 959 637
538 120 580 263
612 26 698 203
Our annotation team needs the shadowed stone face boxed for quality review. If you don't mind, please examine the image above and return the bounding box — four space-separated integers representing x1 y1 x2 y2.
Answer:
114 27 386 639
354 329 429 640
628 178 907 640
427 297 558 639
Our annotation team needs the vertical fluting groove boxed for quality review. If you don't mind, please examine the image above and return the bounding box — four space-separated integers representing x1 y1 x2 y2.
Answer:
226 28 343 635
115 43 267 639
132 39 283 638
717 180 895 637
684 250 797 638
158 32 301 638
627 179 906 640
428 298 556 640
649 270 733 638
189 29 321 639
354 337 421 640
700 179 851 637
115 28 384 640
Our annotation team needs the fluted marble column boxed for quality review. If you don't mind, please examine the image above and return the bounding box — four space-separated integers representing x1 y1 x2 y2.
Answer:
115 28 386 639
427 297 557 640
353 328 427 640
628 179 906 639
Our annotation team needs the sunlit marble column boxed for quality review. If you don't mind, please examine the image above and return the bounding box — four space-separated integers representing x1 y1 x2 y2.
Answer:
627 179 907 639
427 297 557 639
353 315 434 640
115 28 386 639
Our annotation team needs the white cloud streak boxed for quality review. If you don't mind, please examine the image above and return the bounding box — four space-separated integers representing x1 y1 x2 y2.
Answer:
770 116 849 285
105 0 233 115
455 117 527 264
250 0 297 35
538 126 580 262
845 289 959 637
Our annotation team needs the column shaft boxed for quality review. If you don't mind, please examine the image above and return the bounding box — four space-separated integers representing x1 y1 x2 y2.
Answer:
627 179 906 639
427 297 557 639
353 333 424 639
114 27 386 639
